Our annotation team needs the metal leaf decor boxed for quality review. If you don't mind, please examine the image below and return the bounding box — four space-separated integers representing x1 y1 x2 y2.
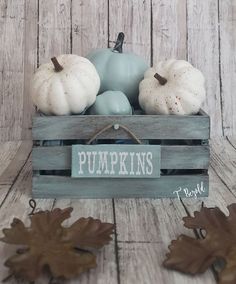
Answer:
163 203 236 284
1 202 114 282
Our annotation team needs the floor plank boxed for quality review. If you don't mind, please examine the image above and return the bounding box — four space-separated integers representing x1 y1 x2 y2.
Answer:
210 137 236 193
114 198 215 283
119 242 214 284
53 199 117 284
0 157 54 282
0 141 32 206
0 141 21 176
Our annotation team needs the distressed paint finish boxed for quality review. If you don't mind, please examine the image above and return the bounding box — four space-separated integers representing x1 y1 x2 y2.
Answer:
32 113 210 140
32 174 209 199
71 144 161 178
32 145 209 170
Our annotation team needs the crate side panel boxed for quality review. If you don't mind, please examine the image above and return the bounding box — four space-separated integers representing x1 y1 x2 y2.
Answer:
32 145 210 170
32 115 210 140
32 175 209 199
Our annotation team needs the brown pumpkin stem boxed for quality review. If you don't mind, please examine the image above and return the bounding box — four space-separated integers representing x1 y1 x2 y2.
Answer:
51 57 63 72
154 73 167 85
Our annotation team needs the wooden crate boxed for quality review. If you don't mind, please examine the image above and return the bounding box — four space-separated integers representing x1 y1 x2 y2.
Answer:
32 110 210 199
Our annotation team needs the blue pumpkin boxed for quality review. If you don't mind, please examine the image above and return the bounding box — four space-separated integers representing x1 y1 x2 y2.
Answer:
88 91 132 115
86 32 149 105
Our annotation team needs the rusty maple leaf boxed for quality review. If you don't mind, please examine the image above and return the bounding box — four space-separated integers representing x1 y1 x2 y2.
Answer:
1 207 114 281
163 203 236 284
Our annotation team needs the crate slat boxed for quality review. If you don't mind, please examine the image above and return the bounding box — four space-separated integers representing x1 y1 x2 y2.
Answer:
33 114 210 140
32 145 210 170
32 174 209 199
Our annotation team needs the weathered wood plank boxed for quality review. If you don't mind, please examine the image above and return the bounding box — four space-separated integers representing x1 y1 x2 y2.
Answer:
152 0 187 65
187 0 222 136
72 0 108 56
32 114 210 140
38 0 71 64
0 141 23 205
0 141 32 186
0 0 25 141
109 0 151 64
118 242 215 284
182 166 236 215
210 138 236 192
51 199 117 284
114 198 214 283
32 174 209 199
22 0 38 140
0 141 32 207
219 0 236 135
0 141 21 176
32 145 209 170
0 158 55 281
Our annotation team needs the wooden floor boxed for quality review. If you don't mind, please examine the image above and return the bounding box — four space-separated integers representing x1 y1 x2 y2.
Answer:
0 137 236 283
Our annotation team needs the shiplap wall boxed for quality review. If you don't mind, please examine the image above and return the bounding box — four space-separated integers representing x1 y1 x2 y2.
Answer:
0 0 235 141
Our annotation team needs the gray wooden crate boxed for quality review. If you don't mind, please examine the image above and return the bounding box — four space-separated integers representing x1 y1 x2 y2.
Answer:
32 110 210 199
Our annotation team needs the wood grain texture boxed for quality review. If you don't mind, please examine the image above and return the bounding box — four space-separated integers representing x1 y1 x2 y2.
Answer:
152 0 187 65
219 0 236 136
118 242 215 284
32 114 210 140
32 145 209 170
32 174 209 199
0 141 21 177
53 199 117 284
109 0 151 64
72 0 108 56
0 141 31 205
0 158 55 281
38 0 71 63
22 0 38 140
0 0 25 141
210 138 236 192
187 0 223 136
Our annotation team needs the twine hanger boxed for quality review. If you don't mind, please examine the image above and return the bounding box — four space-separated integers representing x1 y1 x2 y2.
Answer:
86 123 142 145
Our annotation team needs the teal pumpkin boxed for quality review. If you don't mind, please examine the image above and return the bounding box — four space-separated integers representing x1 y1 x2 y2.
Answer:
88 91 132 115
86 32 149 105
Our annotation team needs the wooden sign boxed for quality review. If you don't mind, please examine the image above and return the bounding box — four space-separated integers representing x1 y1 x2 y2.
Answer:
72 144 161 178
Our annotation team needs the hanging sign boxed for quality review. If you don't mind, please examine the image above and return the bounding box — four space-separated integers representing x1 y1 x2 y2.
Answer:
72 144 161 178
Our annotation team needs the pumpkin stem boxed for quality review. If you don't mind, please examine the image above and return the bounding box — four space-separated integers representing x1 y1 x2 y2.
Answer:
113 32 125 53
154 73 167 85
51 57 63 72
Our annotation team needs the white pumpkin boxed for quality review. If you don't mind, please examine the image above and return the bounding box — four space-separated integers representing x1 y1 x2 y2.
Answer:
31 54 100 115
138 59 206 115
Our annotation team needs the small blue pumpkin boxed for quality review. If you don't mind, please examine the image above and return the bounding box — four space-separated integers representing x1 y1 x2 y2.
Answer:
86 32 149 106
88 91 132 115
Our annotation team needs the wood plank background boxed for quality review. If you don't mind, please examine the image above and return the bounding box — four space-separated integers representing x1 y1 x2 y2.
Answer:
0 0 235 141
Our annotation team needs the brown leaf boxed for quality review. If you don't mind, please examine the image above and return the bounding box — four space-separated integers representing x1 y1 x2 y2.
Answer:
163 204 236 284
1 207 114 281
64 217 115 248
